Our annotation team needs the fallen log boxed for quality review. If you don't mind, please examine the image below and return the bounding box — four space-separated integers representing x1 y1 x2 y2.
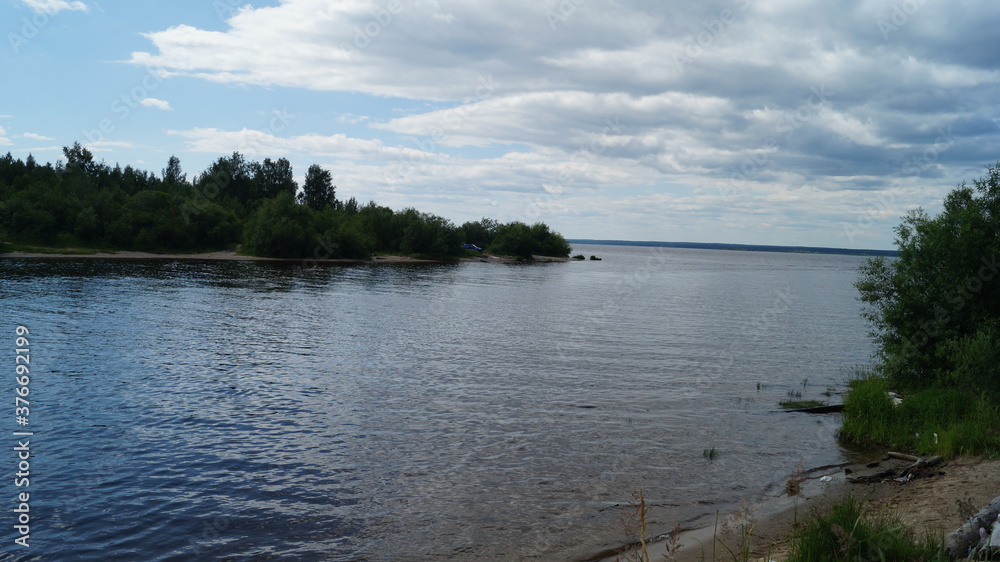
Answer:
945 494 1000 559
787 404 844 414
887 451 920 462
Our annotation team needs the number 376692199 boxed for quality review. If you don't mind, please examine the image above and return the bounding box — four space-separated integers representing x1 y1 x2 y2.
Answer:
15 326 30 423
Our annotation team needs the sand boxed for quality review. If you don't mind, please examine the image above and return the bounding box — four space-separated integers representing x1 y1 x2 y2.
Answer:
614 455 1000 561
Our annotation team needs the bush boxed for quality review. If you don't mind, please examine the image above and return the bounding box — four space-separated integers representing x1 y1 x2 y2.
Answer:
850 164 1000 457
242 192 314 258
488 221 571 258
839 372 1000 457
856 164 1000 391
787 495 946 562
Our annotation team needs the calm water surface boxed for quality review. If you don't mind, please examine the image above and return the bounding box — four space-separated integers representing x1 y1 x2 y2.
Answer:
0 245 874 560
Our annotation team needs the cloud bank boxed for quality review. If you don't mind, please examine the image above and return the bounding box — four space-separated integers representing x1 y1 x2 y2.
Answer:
127 0 1000 247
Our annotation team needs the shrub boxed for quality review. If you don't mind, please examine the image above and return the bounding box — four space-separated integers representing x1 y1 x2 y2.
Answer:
242 192 314 258
787 495 947 561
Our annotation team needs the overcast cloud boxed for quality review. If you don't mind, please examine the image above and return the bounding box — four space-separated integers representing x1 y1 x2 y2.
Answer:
5 0 999 248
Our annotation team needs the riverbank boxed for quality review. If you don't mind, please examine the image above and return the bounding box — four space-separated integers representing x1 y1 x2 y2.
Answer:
0 248 571 263
609 455 1000 561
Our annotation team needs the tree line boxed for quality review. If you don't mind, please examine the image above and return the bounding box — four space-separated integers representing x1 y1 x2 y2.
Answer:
0 143 571 260
842 162 1000 456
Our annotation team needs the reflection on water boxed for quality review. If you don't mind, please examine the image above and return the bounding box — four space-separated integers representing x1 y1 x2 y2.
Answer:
0 246 873 560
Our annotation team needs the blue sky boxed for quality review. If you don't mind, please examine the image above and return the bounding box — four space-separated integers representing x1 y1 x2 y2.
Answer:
3 0 1000 250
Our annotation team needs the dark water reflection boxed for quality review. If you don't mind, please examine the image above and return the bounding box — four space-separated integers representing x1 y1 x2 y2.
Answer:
0 246 873 560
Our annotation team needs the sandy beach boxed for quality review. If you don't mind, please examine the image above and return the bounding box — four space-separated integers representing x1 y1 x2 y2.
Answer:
610 455 1000 561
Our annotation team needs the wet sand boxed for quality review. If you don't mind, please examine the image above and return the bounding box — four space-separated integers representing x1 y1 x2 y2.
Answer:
608 455 1000 561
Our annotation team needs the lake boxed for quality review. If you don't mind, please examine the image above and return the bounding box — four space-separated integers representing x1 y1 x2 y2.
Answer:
0 244 874 560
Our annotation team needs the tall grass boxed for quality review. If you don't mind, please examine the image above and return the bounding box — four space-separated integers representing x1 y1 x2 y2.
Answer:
839 371 1000 457
786 495 947 561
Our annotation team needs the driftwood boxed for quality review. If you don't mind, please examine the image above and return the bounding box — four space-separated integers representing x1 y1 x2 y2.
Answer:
846 454 943 484
945 494 1000 558
786 404 845 414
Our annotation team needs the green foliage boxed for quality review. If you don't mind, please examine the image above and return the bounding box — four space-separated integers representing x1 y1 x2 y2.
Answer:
839 374 1000 457
298 164 336 211
787 495 946 561
0 145 572 261
856 164 1000 392
852 164 1000 457
243 192 314 258
460 217 501 248
488 221 572 258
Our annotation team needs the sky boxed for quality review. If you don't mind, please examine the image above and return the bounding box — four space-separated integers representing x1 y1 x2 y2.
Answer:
2 0 1000 250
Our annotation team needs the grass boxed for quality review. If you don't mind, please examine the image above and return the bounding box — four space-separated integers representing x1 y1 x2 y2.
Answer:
786 495 947 561
616 490 761 562
839 372 1000 457
779 399 827 410
703 447 718 461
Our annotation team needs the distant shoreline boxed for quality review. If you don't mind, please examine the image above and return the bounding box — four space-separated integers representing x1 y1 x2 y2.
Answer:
569 239 897 257
0 249 571 264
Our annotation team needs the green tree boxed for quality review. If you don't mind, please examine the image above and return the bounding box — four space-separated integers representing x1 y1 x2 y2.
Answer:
856 164 1000 392
488 221 572 259
62 142 96 175
162 155 186 187
460 217 501 248
254 157 297 200
242 191 314 258
298 164 336 210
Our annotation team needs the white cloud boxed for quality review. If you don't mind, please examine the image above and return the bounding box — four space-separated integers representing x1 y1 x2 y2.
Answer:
140 98 173 111
122 0 1000 247
22 133 54 141
0 127 11 146
168 127 436 163
18 0 88 14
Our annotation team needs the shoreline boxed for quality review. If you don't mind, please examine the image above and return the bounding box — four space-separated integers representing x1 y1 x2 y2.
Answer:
0 249 572 264
601 455 1000 561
